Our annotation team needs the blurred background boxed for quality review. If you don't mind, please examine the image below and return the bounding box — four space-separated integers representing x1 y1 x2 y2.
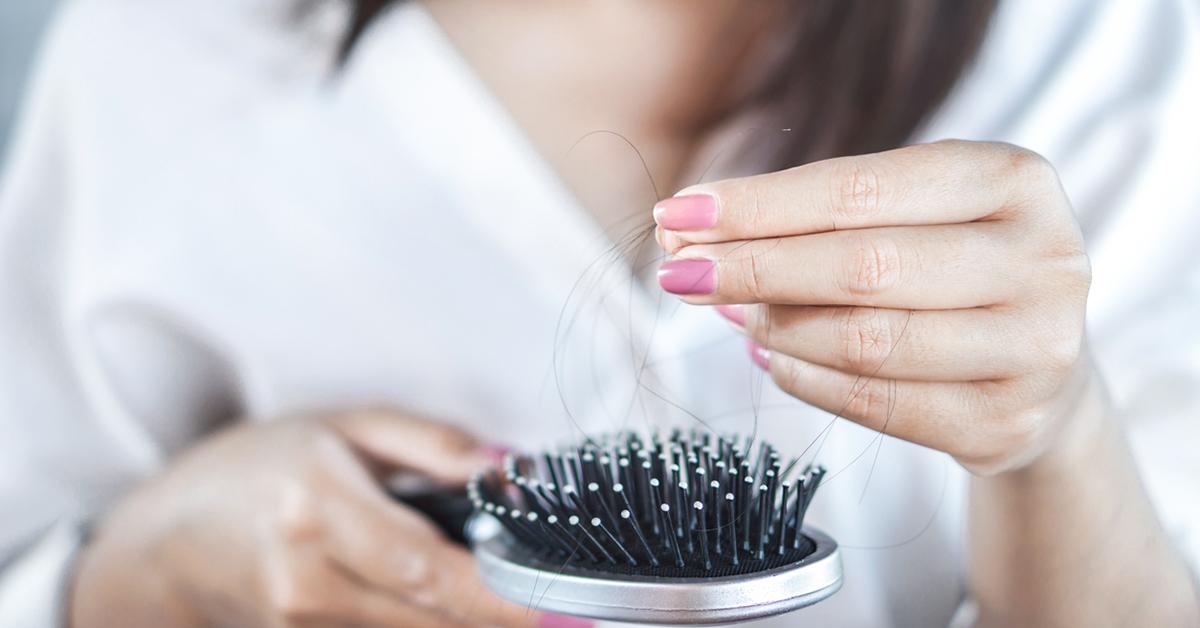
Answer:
0 0 59 169
0 2 1197 626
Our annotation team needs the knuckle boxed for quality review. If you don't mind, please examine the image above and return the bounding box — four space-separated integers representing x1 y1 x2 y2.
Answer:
745 181 771 233
960 396 1050 474
426 428 459 452
1045 335 1084 374
1040 324 1084 371
837 307 900 371
423 424 474 454
274 487 325 543
267 574 320 620
770 355 811 401
1026 301 1087 374
1066 251 1093 293
407 574 442 608
842 234 902 297
396 551 432 587
771 353 801 391
743 246 770 300
995 407 1048 459
830 158 886 223
743 303 770 340
308 428 350 462
1002 145 1059 191
842 378 894 426
1041 248 1092 300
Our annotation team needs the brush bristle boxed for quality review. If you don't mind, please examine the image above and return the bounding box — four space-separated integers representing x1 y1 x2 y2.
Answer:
468 430 826 578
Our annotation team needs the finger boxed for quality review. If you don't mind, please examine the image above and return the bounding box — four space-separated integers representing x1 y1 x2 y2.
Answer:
660 223 1024 308
653 140 1065 247
262 517 465 628
330 408 493 483
426 547 543 628
742 305 1030 381
324 500 539 628
329 587 470 628
279 562 471 628
324 490 446 597
314 571 475 628
758 350 998 462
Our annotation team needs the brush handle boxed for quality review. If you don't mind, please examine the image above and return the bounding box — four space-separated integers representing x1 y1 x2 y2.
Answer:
389 486 473 546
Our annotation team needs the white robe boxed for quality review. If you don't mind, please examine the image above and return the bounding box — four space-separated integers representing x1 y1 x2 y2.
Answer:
1 0 1197 626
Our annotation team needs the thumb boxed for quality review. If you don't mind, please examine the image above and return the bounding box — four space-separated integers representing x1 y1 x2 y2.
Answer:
329 408 497 483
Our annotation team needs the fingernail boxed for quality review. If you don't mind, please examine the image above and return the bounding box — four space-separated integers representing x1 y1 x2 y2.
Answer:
479 444 511 466
658 258 716 295
747 340 770 370
714 304 746 328
539 614 594 628
653 194 718 231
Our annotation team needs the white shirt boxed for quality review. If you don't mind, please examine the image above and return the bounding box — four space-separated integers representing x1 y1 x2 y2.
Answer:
1 1 1197 626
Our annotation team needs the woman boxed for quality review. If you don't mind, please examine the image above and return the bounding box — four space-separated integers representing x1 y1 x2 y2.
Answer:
1 0 1197 626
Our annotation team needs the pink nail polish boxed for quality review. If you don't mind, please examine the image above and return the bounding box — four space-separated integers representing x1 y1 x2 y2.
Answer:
480 444 511 465
714 304 746 328
747 340 770 370
653 194 718 231
658 258 716 295
539 614 594 628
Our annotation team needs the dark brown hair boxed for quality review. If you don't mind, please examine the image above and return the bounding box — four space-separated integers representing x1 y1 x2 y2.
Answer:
339 1 996 168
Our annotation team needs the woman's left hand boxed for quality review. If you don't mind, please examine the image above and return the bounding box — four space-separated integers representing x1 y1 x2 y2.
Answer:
654 140 1095 475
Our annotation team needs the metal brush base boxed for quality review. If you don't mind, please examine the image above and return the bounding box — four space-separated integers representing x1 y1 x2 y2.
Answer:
468 514 843 625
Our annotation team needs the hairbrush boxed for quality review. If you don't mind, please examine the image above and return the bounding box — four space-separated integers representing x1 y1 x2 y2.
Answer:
465 430 841 625
388 483 473 545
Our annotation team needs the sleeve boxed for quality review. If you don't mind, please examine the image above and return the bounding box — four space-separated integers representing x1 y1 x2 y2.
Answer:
0 5 158 626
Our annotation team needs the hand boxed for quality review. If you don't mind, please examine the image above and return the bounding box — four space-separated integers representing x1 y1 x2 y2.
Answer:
71 409 547 628
654 140 1095 475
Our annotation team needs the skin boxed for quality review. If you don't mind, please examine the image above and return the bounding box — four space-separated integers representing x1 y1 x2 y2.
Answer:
422 0 786 232
655 141 1200 626
71 411 544 628
74 3 773 627
70 2 1199 627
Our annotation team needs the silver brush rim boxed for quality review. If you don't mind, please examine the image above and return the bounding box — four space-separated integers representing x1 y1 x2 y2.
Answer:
468 513 842 625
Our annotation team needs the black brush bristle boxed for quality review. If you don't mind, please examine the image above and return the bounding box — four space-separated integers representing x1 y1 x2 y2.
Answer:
468 431 825 578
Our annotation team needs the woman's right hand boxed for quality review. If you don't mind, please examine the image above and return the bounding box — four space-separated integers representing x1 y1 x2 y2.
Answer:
70 409 551 628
